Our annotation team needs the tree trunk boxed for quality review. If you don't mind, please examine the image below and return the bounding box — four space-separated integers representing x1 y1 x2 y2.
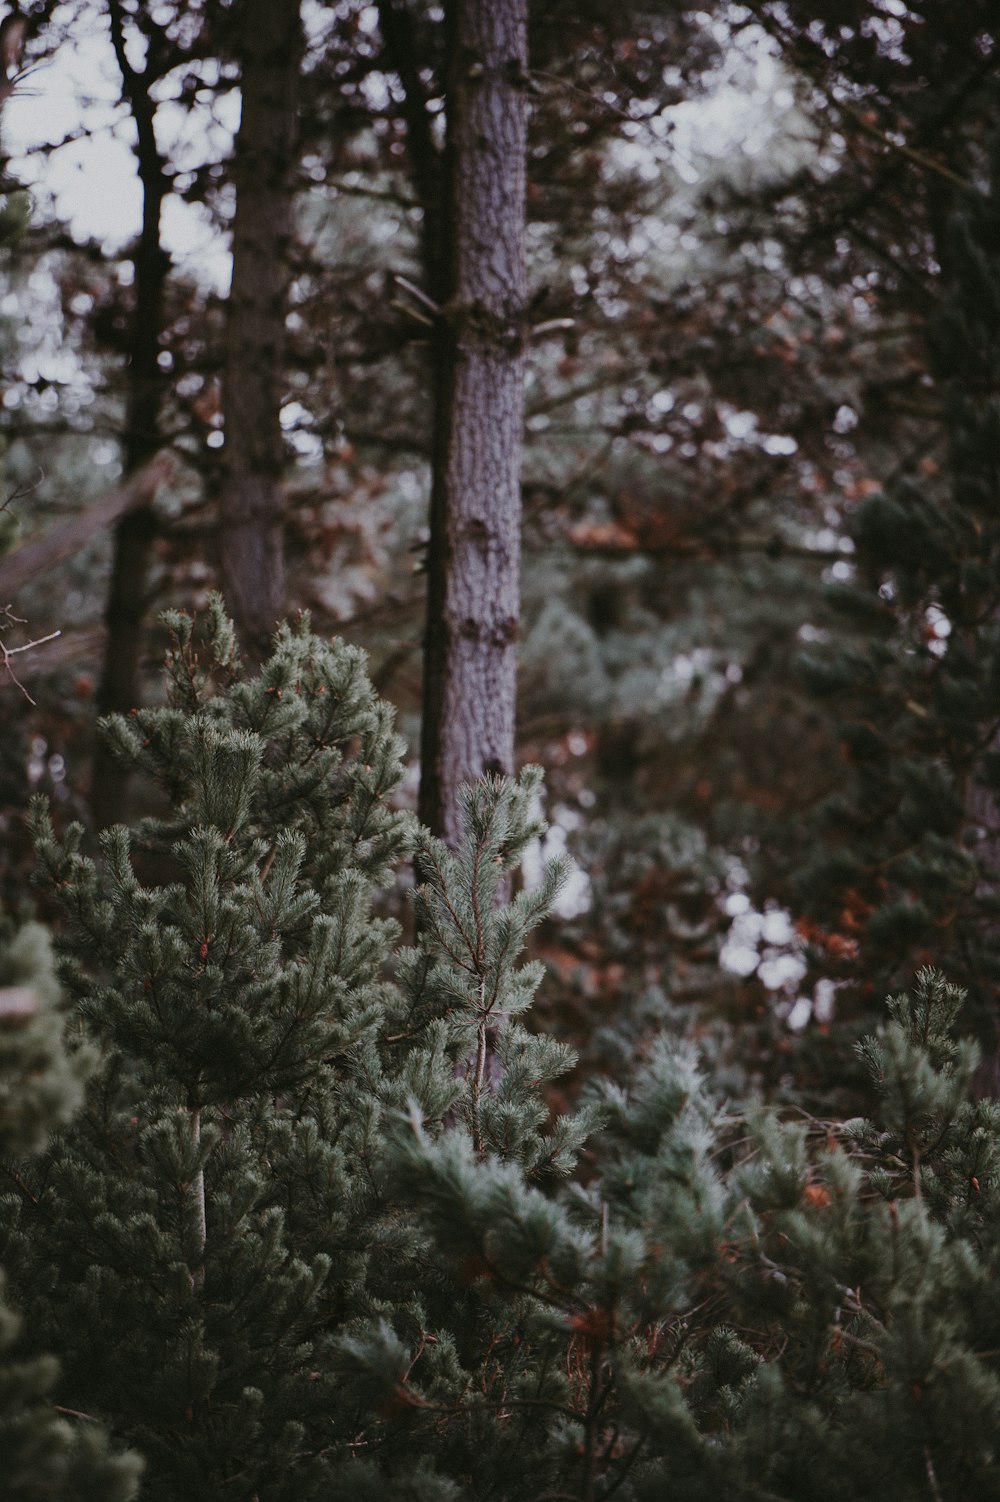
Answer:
418 0 529 846
219 0 302 661
377 0 446 301
92 0 170 828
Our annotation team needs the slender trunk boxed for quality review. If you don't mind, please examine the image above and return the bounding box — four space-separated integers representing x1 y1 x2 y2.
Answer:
92 0 170 827
219 0 301 661
377 0 446 300
189 1105 206 1292
418 0 529 846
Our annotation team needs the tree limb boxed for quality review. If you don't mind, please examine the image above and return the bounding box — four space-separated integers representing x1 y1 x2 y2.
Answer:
0 452 173 600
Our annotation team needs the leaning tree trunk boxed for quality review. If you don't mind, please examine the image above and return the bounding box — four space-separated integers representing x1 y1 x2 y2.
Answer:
219 0 302 661
418 0 529 846
92 0 170 828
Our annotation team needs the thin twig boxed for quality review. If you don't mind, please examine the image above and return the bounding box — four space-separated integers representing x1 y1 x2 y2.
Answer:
53 1404 102 1423
0 625 61 704
1 465 43 513
923 1445 944 1502
393 272 442 316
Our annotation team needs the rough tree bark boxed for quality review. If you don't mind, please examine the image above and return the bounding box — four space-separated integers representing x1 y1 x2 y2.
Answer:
417 0 529 846
219 0 302 661
92 0 171 827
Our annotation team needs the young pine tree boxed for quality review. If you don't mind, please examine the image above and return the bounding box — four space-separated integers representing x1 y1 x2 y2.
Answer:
3 602 414 1499
5 602 592 1499
342 975 1000 1500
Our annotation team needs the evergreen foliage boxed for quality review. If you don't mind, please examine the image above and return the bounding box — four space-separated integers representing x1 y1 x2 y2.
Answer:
2 608 998 1498
340 967 1000 1500
5 602 412 1499
0 914 142 1501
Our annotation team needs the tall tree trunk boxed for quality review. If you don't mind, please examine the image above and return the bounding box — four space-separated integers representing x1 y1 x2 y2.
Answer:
219 0 302 661
92 0 170 828
418 0 529 846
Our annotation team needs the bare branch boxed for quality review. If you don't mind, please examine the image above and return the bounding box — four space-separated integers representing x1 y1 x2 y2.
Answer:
0 604 61 705
1 466 44 514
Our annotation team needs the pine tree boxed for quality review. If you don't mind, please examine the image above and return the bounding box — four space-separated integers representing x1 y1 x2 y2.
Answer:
0 914 142 1501
4 600 413 1499
4 600 600 1498
339 977 1000 1499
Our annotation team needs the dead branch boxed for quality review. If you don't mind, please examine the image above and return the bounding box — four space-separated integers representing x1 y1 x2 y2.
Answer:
0 451 173 600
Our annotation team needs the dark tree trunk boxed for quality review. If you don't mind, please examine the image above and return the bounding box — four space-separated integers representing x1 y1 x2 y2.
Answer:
219 0 302 661
92 0 170 828
418 0 529 846
377 0 446 301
